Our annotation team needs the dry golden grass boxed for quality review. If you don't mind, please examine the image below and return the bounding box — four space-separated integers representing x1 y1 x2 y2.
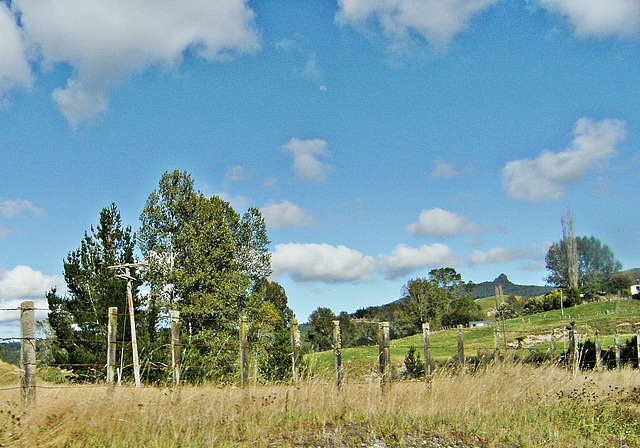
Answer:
1 362 640 447
0 360 19 386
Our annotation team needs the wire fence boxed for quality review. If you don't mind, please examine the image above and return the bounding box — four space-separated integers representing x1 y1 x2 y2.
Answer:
3 301 640 402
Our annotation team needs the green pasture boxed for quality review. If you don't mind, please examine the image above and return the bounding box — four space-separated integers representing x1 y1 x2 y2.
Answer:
305 298 640 376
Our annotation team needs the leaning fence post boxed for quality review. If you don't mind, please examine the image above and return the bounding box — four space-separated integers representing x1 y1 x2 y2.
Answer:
379 322 390 394
423 323 431 377
333 320 343 390
595 330 602 370
457 325 464 367
239 315 249 387
171 310 181 388
107 307 117 394
615 330 621 369
290 318 300 383
20 301 36 406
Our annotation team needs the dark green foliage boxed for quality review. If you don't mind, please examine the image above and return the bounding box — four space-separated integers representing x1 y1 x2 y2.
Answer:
46 204 151 382
401 268 478 331
404 345 424 379
307 307 335 351
546 236 622 293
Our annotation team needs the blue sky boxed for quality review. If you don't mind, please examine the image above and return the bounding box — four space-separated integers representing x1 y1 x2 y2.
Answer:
1 0 639 336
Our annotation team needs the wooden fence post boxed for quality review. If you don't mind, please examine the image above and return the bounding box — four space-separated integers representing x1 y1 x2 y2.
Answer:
290 319 300 383
107 307 117 394
615 330 621 370
595 330 601 370
239 315 249 387
550 328 556 354
333 320 343 390
494 325 499 353
423 323 431 377
171 310 181 388
20 301 36 406
636 329 640 368
457 325 464 367
379 322 390 394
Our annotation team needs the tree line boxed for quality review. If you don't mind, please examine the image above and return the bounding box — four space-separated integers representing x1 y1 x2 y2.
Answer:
46 170 292 383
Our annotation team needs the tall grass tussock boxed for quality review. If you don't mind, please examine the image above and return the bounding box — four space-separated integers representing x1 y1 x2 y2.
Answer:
2 361 640 447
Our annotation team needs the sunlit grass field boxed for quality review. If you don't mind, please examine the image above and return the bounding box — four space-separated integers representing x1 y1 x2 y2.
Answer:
2 363 640 447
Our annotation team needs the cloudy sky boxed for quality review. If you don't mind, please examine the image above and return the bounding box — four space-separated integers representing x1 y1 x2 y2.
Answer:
1 0 639 336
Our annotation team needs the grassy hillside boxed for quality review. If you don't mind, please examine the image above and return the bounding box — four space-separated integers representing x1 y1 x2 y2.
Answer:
306 298 640 376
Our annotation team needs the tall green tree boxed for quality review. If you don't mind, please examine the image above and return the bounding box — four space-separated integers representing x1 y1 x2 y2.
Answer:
138 170 272 381
47 204 143 381
307 307 335 351
546 236 622 294
401 268 478 331
253 279 294 381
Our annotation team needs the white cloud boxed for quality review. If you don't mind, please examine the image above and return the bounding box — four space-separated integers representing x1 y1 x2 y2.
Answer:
261 200 315 229
502 118 627 202
224 165 247 183
284 138 333 182
0 265 61 305
468 247 528 265
541 0 640 37
468 243 550 266
0 3 31 97
215 192 252 211
432 159 460 179
378 243 459 280
407 208 479 237
336 0 498 50
0 199 42 218
271 243 377 283
12 0 260 124
276 34 324 84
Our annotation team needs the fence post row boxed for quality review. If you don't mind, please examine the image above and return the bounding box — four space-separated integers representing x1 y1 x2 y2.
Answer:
239 315 249 387
379 322 390 393
290 319 300 383
20 301 36 406
423 323 431 377
107 307 117 393
332 320 343 390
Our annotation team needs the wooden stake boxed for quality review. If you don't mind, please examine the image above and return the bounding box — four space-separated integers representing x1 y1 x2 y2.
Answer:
333 320 343 390
457 325 464 367
171 310 181 388
615 330 621 370
107 307 117 393
595 330 601 370
20 301 36 406
423 323 431 377
239 316 249 387
379 322 390 394
290 319 300 383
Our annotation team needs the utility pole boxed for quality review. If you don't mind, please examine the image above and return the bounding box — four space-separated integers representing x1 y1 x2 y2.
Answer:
109 262 144 388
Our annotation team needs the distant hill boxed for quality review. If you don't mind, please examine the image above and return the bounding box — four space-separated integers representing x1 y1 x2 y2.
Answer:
472 274 555 299
619 268 640 284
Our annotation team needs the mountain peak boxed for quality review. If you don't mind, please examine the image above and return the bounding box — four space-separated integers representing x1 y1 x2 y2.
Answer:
494 273 510 284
